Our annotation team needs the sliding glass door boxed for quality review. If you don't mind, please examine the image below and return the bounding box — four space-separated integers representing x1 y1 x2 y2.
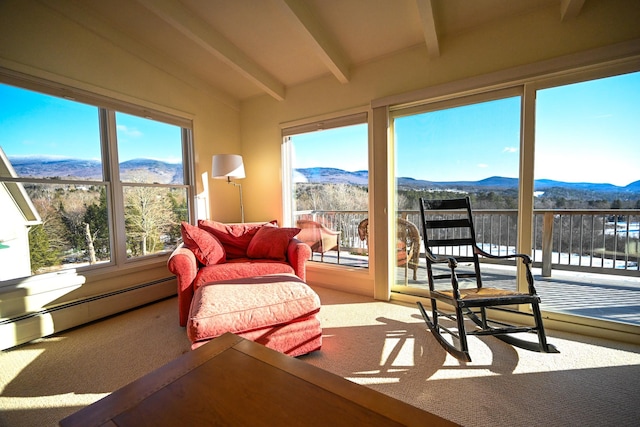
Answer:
391 89 523 292
387 67 639 331
533 71 640 325
282 113 369 268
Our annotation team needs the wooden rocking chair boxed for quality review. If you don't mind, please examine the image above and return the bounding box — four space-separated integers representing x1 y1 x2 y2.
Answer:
417 197 559 362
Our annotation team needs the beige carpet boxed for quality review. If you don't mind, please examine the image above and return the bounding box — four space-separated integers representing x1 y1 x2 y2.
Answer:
1 286 639 426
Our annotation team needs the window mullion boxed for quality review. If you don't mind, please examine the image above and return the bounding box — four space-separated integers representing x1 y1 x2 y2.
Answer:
181 128 197 223
101 109 127 263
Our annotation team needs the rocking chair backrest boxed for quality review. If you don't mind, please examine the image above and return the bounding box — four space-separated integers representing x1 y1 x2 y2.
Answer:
418 197 483 290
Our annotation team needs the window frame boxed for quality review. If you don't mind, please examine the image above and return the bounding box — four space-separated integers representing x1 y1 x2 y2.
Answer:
281 108 372 275
0 68 196 279
378 56 640 336
389 86 524 295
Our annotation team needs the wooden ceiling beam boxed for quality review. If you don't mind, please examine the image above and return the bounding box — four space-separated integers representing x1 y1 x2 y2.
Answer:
416 0 440 58
560 0 586 21
137 0 285 101
278 0 350 84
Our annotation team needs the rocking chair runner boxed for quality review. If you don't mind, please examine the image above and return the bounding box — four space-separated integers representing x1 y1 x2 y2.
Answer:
417 197 559 362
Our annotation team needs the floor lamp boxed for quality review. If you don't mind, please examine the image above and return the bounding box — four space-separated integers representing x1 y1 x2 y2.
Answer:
211 154 246 223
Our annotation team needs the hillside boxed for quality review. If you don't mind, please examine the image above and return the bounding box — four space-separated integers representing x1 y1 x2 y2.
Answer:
6 158 638 202
8 156 183 184
295 167 640 202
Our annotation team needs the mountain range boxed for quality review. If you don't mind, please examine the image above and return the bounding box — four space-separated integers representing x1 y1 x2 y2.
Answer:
295 167 640 197
8 156 183 184
8 157 640 198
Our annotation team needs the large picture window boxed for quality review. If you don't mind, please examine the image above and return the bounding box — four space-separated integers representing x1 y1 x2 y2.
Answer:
283 113 369 268
392 90 522 289
533 71 640 324
386 67 639 329
115 112 188 259
0 82 192 281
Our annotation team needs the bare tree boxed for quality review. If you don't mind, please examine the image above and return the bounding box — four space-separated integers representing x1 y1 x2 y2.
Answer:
124 186 175 256
296 183 367 211
84 222 97 264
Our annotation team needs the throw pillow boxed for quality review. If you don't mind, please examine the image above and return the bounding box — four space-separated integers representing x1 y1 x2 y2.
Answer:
198 220 277 259
181 222 226 265
246 226 301 262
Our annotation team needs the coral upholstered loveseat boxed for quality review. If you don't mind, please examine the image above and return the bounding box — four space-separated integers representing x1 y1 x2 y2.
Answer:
168 220 312 327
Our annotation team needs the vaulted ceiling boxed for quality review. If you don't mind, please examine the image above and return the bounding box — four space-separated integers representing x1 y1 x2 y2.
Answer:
40 0 586 103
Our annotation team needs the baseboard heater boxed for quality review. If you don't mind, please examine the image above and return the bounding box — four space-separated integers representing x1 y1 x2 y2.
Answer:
0 277 176 351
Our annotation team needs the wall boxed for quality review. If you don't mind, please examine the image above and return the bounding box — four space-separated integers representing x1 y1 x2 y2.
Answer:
0 0 241 347
239 0 640 296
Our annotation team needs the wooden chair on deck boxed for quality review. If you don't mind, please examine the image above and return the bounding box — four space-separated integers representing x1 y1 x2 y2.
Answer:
417 196 559 362
358 217 420 285
296 219 341 263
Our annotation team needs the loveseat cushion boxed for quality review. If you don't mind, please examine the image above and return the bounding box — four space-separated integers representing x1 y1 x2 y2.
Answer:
192 259 295 290
246 226 301 261
181 222 226 265
198 220 276 259
187 274 321 343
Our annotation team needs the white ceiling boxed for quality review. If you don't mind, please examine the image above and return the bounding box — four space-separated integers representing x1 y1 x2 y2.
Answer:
42 0 583 103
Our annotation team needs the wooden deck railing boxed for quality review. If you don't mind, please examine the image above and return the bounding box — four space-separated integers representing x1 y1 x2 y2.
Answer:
294 209 640 277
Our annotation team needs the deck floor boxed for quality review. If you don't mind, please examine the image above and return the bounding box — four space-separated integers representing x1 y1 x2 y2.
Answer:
313 251 640 327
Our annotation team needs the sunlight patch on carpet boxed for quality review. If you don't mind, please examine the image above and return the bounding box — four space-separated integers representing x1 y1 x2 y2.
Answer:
345 377 401 385
380 336 415 368
0 393 108 410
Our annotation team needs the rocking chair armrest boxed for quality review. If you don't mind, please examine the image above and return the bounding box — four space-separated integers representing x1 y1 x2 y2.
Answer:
425 251 458 269
473 246 537 293
473 246 532 265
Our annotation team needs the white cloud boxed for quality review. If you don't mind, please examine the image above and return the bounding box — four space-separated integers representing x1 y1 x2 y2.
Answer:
502 147 517 153
477 163 489 168
116 125 143 138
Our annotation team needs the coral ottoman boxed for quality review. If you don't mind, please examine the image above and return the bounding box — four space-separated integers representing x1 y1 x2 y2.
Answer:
187 273 322 357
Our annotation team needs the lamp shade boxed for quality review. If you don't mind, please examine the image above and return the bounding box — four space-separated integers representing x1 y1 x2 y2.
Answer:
211 154 245 179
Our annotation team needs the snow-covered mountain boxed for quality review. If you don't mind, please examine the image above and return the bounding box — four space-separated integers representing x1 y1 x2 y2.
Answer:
295 167 640 198
8 156 183 184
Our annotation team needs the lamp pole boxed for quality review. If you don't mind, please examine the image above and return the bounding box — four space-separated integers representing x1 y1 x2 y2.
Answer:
212 154 246 223
227 177 244 223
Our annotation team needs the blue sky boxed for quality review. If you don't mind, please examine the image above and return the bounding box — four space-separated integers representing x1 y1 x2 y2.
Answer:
290 123 369 172
2 71 639 186
293 71 639 187
534 72 640 186
0 83 182 163
115 113 182 163
395 96 521 183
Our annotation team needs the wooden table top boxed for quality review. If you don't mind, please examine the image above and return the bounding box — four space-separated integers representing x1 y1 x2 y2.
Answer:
60 332 457 426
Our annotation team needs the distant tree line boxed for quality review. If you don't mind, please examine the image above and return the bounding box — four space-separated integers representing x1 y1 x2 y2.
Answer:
295 182 640 214
26 183 186 274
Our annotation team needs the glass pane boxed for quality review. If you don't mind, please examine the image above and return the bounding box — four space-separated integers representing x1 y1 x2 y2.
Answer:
0 83 102 180
0 182 111 280
123 185 188 258
394 96 521 289
534 71 640 325
288 123 369 267
115 113 183 184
